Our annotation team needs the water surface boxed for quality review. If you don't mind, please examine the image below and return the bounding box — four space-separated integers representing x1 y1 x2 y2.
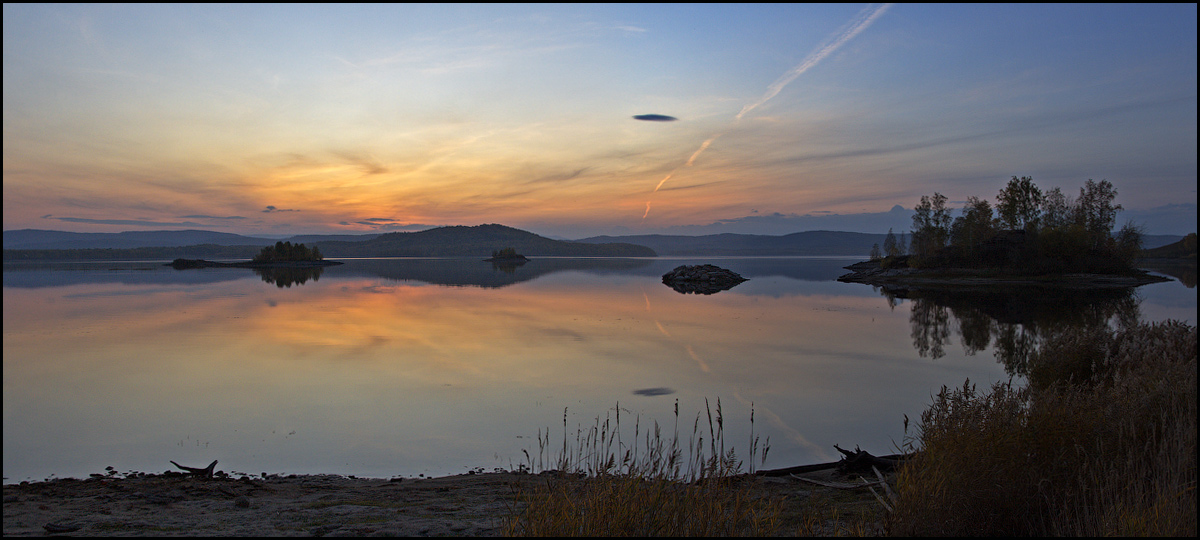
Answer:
4 257 1193 482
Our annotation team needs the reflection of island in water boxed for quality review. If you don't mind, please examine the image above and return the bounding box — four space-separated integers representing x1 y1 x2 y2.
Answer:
338 258 655 288
881 284 1141 378
253 266 325 288
488 260 527 274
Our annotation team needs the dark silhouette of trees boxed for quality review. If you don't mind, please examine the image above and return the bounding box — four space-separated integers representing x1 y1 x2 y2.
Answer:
884 228 903 258
1074 179 1123 249
904 177 1137 273
996 176 1043 231
252 241 323 263
1041 186 1072 231
910 192 952 265
950 196 996 259
491 247 523 259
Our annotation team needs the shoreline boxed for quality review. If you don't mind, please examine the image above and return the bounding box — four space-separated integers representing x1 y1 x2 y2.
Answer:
836 259 1172 290
3 467 886 536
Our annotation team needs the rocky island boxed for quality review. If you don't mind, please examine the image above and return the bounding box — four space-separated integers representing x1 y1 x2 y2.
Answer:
662 264 748 294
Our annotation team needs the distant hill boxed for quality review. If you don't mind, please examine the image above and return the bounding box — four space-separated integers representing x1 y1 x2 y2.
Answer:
1140 233 1197 260
4 227 1184 260
3 244 266 261
2 229 277 250
576 231 886 256
312 224 655 258
578 231 1186 257
2 229 389 250
283 233 384 244
3 225 655 260
1140 234 1188 251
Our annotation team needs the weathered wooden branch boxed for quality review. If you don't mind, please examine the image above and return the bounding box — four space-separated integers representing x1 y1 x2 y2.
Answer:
170 459 218 478
789 474 885 490
834 444 901 474
867 465 898 513
756 445 911 477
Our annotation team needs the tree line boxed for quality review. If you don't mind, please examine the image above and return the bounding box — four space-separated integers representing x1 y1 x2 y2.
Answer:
252 241 323 262
870 177 1141 273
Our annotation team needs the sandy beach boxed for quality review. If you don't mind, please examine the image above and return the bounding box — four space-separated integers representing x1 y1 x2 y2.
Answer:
3 467 885 536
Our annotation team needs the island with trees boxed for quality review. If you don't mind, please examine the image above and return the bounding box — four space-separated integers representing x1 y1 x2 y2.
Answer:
839 177 1172 291
168 241 342 269
484 247 528 262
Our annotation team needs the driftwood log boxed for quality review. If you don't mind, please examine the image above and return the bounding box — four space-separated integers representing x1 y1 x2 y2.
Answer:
170 459 218 478
756 445 910 477
832 444 902 474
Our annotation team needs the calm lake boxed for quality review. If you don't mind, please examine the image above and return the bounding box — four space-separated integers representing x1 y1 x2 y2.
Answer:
4 257 1195 483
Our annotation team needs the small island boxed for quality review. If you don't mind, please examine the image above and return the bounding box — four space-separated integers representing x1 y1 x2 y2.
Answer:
484 247 528 263
662 264 747 294
838 177 1172 292
168 241 343 269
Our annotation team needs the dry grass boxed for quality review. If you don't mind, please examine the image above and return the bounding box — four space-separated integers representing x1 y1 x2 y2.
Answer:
888 320 1196 536
503 399 785 536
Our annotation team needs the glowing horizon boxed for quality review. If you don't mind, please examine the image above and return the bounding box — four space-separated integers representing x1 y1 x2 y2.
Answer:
3 4 1196 237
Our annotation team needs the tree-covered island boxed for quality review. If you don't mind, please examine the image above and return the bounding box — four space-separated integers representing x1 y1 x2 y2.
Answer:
484 247 528 262
840 177 1172 289
168 241 342 269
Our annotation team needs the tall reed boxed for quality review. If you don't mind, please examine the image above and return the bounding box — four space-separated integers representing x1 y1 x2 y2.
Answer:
504 399 781 536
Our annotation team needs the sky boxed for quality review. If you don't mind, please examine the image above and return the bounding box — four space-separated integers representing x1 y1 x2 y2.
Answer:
3 4 1196 238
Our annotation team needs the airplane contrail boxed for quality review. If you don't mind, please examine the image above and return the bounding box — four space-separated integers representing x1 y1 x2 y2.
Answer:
736 3 892 121
642 3 892 219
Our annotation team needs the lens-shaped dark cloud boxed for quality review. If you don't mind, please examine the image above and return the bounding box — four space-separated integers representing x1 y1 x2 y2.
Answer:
632 387 675 396
633 114 678 122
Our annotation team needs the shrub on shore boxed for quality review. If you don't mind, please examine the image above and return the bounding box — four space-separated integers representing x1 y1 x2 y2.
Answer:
888 320 1196 536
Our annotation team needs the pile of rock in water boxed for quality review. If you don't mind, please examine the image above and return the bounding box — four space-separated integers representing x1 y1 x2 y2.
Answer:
662 264 748 295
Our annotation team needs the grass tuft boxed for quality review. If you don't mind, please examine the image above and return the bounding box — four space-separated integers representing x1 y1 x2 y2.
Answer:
503 399 782 536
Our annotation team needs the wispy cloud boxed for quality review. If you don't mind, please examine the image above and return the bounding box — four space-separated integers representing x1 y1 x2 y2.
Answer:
181 214 246 220
44 216 205 227
644 3 893 218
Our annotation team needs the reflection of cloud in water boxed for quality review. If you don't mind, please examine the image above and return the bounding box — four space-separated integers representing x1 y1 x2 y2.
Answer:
632 387 675 396
733 392 832 462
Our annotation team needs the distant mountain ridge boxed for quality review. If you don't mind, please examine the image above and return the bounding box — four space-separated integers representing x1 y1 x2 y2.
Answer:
312 224 654 258
3 225 654 260
3 227 1185 259
3 229 279 250
576 231 886 256
577 231 1187 257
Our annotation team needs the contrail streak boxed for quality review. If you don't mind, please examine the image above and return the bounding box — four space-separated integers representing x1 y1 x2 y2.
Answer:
684 134 720 167
642 3 892 220
737 3 892 121
650 134 722 194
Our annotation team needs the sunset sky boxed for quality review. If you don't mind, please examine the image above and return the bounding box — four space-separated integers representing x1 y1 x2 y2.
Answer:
4 4 1196 238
